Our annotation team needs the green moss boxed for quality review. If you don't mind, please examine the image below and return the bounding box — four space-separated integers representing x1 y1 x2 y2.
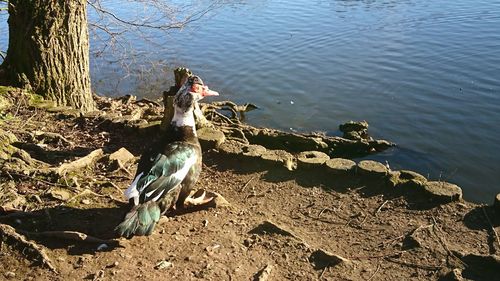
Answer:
0 86 18 96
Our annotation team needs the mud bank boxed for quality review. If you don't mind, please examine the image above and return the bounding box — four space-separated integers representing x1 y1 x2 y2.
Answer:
0 86 499 280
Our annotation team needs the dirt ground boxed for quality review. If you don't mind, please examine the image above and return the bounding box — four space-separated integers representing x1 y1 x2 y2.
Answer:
0 91 499 281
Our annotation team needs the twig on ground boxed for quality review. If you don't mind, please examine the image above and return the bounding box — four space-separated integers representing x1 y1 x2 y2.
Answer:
105 181 125 194
318 207 333 218
241 176 256 192
319 267 328 279
385 257 443 271
366 263 382 281
19 229 121 246
374 200 390 216
110 159 133 178
351 250 406 260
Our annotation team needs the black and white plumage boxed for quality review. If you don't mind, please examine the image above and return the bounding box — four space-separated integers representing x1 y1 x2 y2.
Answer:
115 75 219 238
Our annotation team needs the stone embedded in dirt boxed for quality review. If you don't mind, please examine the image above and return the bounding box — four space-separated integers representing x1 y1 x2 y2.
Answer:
324 158 356 175
493 193 500 212
260 150 296 171
206 191 231 208
422 181 462 203
249 220 301 240
309 249 351 270
356 160 388 177
154 260 173 270
218 140 244 155
108 148 134 164
106 147 135 171
48 188 73 201
241 144 267 158
197 127 226 150
438 268 464 281
253 264 273 281
297 151 330 169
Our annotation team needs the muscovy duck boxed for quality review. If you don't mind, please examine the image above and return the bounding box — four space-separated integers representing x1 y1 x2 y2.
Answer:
115 75 219 238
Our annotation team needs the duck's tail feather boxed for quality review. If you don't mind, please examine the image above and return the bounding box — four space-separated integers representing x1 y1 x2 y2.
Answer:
115 201 161 238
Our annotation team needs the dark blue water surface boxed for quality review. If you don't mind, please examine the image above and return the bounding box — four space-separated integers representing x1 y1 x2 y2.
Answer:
1 0 500 203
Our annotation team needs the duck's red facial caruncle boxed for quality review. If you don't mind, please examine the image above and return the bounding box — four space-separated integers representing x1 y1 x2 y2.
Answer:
190 84 219 97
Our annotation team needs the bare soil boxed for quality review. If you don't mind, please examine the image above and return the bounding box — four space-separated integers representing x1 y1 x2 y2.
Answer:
1 92 499 281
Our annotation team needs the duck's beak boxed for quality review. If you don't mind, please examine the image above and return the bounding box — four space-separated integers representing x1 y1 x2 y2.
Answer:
201 85 219 97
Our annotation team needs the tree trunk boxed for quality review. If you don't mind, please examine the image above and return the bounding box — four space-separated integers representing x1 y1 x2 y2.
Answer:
0 0 95 112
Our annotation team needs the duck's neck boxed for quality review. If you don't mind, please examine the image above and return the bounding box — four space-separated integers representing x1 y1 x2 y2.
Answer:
170 106 197 139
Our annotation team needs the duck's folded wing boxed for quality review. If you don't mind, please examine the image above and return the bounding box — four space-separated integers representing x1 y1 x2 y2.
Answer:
133 143 198 203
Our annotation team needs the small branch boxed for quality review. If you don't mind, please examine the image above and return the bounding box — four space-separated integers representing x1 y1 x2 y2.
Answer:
19 229 120 246
241 176 256 192
366 263 381 281
385 257 443 271
374 200 390 216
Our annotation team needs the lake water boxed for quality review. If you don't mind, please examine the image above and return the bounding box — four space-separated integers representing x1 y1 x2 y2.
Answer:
1 0 500 203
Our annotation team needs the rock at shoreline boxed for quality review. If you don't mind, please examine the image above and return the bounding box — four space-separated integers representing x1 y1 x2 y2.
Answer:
339 121 369 140
324 158 356 175
387 170 427 190
356 160 388 177
297 151 330 169
493 193 500 212
260 150 296 171
218 140 244 155
422 181 462 203
241 144 267 159
197 127 226 150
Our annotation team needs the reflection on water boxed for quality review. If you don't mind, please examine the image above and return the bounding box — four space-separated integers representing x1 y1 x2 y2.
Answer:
1 0 500 203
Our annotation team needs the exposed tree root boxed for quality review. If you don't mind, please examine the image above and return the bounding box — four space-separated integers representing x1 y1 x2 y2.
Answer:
57 148 104 176
0 223 57 272
18 229 121 246
33 130 74 146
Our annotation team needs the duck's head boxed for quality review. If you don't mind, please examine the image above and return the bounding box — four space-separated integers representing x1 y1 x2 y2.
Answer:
174 75 219 112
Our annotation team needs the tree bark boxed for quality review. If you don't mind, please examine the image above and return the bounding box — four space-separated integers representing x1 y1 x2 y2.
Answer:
0 0 95 112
